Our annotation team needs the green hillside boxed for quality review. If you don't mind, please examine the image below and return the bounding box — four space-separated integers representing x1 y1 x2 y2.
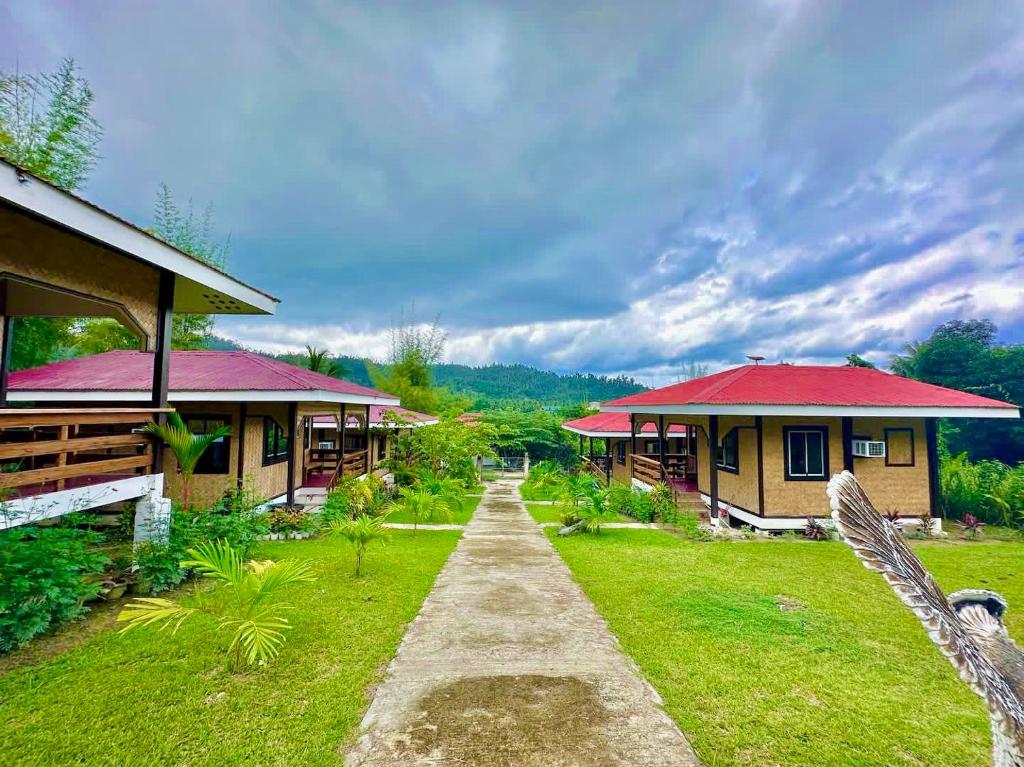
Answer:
209 337 645 407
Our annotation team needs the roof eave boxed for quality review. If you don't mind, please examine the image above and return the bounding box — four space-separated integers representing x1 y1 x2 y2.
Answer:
600 403 1021 419
0 159 278 315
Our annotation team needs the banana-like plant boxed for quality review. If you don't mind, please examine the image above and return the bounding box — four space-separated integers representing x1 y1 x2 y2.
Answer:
327 514 389 575
144 412 231 513
116 540 315 670
388 487 453 534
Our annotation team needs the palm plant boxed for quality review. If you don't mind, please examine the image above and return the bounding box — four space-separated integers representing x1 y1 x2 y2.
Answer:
559 485 617 534
304 344 341 377
116 540 315 670
144 412 231 513
558 472 599 508
416 469 465 518
327 514 389 575
387 487 452 534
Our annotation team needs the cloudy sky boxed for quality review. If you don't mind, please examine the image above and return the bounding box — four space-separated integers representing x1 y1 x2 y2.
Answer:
4 1 1023 384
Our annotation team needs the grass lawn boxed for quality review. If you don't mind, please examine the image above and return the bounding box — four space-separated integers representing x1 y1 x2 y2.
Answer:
385 495 482 526
526 502 630 524
0 530 460 767
550 529 1024 767
519 483 561 501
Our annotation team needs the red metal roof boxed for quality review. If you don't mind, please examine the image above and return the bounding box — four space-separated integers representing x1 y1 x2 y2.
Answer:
9 350 397 401
312 405 438 428
603 364 1018 411
562 412 687 435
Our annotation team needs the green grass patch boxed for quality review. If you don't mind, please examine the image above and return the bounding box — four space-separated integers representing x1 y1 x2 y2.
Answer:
549 529 1024 767
0 531 460 766
386 495 481 526
519 483 561 501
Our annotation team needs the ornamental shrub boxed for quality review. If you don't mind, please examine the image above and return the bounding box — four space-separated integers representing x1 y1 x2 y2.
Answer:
0 524 108 652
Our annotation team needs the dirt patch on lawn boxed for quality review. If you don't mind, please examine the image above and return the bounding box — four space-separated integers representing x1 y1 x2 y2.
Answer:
401 674 612 767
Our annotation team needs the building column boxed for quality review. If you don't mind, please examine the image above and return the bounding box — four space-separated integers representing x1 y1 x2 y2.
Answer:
151 270 175 409
285 401 297 506
236 402 247 489
842 416 855 473
0 314 13 407
362 405 370 474
629 414 637 479
925 418 940 520
604 437 611 482
708 415 720 524
579 434 585 459
339 403 348 476
658 414 667 481
755 415 765 515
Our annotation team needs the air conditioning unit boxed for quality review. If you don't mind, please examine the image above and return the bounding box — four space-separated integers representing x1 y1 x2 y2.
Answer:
318 441 335 450
852 439 886 458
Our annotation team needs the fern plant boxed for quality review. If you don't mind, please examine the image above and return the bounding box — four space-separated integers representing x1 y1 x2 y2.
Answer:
327 514 389 575
144 412 231 513
116 540 315 670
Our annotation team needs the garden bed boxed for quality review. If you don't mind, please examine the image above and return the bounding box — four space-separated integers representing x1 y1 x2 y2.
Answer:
549 528 1023 767
525 503 629 524
0 531 460 766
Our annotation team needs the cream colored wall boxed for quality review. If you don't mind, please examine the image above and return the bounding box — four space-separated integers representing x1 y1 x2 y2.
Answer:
851 417 930 517
713 416 760 514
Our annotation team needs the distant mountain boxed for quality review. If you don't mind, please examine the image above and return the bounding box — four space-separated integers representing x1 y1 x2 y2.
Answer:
209 337 645 406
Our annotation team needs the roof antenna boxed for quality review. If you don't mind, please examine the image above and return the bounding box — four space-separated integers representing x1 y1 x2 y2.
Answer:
746 355 765 366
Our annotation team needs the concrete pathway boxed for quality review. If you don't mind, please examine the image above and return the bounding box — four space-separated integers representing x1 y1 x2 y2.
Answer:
344 479 700 767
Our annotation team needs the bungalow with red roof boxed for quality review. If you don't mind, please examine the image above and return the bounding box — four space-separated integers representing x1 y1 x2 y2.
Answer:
0 159 276 533
562 412 692 488
598 364 1019 531
9 350 399 509
309 405 438 476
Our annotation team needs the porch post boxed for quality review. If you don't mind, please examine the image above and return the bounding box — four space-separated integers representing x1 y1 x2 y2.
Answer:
708 415 720 522
604 437 611 482
339 403 347 475
236 402 247 490
151 270 175 409
0 314 12 407
286 401 297 506
363 405 370 474
755 415 765 515
579 434 585 458
658 415 667 479
841 416 854 473
925 418 940 519
629 414 637 480
589 436 595 461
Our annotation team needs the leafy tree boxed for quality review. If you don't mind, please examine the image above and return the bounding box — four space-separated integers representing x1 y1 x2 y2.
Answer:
391 418 496 485
70 317 139 356
369 313 446 414
117 540 316 670
482 408 578 466
151 184 231 349
845 353 876 368
891 319 1023 463
0 59 101 369
327 514 389 575
0 58 101 191
144 412 232 513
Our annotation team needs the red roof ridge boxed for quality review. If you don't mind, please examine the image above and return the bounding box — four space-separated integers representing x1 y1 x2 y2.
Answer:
691 364 757 401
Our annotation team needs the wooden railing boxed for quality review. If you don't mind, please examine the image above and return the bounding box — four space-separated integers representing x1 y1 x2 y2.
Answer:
0 408 166 495
583 455 609 479
661 453 694 479
631 454 664 486
326 449 369 490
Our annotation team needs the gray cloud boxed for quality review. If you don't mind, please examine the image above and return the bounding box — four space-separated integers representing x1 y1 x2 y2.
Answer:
3 0 1023 381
